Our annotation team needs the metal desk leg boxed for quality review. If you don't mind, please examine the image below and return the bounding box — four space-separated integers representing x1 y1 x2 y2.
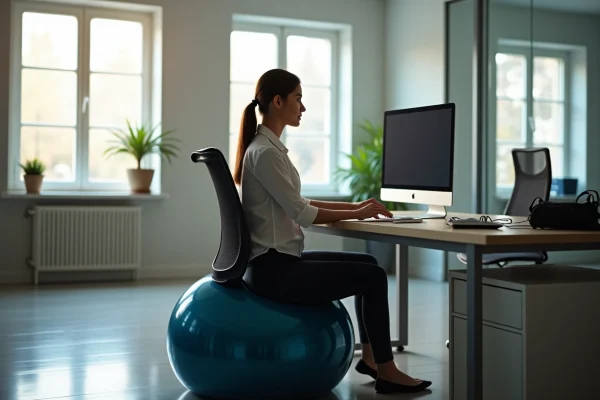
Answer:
395 244 409 351
466 245 483 400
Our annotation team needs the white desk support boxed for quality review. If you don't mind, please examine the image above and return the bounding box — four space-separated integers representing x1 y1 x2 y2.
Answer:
449 265 600 400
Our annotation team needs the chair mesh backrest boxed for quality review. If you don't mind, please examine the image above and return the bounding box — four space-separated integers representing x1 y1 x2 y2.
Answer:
191 147 250 285
504 148 552 216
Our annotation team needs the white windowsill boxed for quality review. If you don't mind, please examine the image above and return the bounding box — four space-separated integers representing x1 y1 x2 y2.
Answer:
1 190 170 200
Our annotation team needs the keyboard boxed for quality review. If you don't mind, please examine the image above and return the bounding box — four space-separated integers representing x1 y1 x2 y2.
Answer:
447 218 503 229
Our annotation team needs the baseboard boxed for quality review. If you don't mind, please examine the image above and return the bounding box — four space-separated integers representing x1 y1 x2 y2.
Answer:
0 264 213 285
408 248 446 282
0 269 33 285
138 264 212 280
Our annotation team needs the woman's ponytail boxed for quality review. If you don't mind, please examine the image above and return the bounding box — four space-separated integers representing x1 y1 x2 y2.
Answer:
233 99 258 185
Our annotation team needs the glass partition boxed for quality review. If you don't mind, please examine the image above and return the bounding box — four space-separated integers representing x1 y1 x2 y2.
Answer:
486 0 597 212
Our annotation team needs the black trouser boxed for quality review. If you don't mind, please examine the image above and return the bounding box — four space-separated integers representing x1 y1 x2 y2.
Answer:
243 249 394 364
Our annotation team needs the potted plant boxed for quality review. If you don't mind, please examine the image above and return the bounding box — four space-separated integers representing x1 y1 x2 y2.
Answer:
104 120 180 194
19 158 46 194
334 119 407 272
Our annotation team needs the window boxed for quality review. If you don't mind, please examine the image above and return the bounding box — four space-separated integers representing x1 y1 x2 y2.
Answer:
229 22 339 192
9 1 154 191
495 46 568 192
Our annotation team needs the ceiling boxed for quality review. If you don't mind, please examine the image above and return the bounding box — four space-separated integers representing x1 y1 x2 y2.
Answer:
498 0 600 15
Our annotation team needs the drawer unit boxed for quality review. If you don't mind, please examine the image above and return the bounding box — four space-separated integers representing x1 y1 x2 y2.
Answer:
452 278 522 329
449 265 600 400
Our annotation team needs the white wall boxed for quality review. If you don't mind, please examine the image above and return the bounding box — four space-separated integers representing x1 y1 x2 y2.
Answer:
385 0 449 281
385 0 447 110
0 0 386 284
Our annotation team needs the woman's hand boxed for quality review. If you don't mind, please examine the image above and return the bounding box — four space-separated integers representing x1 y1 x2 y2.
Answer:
312 198 393 224
354 198 389 211
354 199 394 220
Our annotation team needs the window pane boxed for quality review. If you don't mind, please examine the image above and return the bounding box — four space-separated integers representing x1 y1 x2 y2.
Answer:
546 145 564 178
286 87 330 134
285 137 330 185
230 83 259 133
534 57 562 100
88 128 137 182
20 126 75 182
21 69 77 125
496 53 526 99
286 35 331 86
533 102 563 145
90 18 143 74
90 73 142 127
496 99 525 141
230 31 278 83
22 12 78 70
496 144 520 189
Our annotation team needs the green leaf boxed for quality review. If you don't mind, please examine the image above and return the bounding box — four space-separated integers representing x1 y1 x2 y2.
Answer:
19 157 46 175
104 119 181 169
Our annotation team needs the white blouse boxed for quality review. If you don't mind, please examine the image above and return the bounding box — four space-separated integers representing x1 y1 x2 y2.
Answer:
240 124 319 261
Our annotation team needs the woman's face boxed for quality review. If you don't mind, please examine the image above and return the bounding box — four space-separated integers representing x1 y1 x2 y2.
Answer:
279 84 306 127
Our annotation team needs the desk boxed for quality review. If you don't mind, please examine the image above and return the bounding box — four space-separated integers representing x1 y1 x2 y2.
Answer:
307 212 600 400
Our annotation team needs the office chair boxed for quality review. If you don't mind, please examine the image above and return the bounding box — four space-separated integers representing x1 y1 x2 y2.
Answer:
190 147 251 286
456 148 552 267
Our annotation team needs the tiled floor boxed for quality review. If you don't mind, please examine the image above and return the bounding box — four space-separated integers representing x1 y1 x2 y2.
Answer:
0 276 450 400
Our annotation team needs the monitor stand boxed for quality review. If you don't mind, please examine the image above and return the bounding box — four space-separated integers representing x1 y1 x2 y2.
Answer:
412 205 447 220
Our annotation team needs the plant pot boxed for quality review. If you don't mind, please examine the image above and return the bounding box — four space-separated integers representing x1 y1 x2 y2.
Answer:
127 169 154 194
23 174 44 194
366 240 395 273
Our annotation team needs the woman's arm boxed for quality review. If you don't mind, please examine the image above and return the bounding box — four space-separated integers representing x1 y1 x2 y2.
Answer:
306 199 357 211
312 201 393 224
305 199 360 223
250 150 390 225
312 208 358 224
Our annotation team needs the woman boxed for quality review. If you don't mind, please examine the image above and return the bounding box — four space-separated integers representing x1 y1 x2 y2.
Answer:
236 68 432 395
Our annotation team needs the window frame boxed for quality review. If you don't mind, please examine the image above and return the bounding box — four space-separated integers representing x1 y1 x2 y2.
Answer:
494 44 570 195
230 21 340 194
8 0 154 192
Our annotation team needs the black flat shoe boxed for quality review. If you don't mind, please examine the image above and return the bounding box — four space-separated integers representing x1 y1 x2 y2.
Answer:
375 378 432 394
354 359 378 380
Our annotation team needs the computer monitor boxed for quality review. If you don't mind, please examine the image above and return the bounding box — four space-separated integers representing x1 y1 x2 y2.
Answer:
380 103 455 219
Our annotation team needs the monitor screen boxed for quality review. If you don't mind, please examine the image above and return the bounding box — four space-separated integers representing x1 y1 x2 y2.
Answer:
382 103 455 192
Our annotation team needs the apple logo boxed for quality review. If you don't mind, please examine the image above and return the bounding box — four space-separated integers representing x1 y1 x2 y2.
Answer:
412 193 415 199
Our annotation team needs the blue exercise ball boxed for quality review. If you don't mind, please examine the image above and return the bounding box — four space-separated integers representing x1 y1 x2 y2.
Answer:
166 275 355 400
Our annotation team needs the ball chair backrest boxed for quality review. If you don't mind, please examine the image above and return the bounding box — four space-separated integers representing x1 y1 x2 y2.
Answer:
191 147 250 286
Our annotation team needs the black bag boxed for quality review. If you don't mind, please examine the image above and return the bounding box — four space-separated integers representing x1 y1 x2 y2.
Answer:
528 190 600 230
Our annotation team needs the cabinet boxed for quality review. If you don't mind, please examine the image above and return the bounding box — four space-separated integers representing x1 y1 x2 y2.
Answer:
449 265 600 400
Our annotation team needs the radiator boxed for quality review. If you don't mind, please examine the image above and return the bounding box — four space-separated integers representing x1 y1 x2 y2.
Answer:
29 206 142 284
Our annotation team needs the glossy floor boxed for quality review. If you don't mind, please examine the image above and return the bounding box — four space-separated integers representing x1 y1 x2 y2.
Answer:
0 277 450 400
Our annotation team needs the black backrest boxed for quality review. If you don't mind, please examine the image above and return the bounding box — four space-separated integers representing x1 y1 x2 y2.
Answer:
191 147 250 286
505 148 552 216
